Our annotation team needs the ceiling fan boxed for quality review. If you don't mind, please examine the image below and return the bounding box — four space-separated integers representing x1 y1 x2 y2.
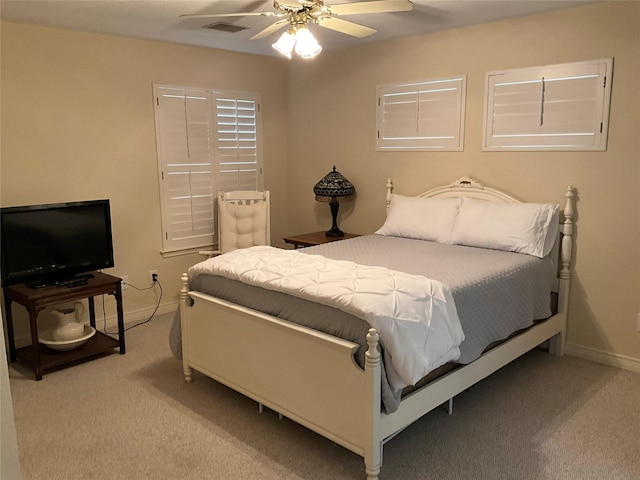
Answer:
180 0 414 59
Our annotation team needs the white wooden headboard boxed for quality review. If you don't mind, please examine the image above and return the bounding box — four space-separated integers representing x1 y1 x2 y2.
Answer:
385 176 522 210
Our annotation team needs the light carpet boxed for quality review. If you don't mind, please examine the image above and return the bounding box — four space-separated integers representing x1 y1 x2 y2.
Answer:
8 312 640 480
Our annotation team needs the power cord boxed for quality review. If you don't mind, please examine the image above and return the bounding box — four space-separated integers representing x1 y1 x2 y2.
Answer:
101 278 163 334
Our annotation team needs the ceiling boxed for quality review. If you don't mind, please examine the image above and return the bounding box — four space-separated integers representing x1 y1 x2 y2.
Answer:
1 0 595 58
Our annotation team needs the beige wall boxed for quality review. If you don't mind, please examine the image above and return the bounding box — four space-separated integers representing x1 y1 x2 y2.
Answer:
0 23 289 333
1 1 639 366
286 2 640 366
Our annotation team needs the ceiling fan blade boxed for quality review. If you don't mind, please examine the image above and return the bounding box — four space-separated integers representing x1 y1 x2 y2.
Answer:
329 0 413 16
319 17 376 38
250 20 290 40
179 11 279 19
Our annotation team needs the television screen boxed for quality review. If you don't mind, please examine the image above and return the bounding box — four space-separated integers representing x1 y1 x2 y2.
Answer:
0 200 114 288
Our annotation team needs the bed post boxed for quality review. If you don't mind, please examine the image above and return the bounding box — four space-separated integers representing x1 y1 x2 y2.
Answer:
385 179 393 216
549 186 576 356
364 328 382 480
180 272 194 382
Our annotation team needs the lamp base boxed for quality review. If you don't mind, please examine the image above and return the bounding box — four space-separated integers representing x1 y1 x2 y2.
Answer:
325 227 345 238
325 197 344 238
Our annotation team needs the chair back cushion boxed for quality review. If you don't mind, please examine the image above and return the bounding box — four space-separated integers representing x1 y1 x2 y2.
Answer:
218 191 270 253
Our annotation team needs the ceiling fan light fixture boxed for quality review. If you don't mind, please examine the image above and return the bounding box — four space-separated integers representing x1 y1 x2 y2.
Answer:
182 0 415 58
294 26 322 59
272 30 296 58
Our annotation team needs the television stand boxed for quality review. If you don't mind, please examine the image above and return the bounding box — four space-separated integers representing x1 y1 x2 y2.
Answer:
3 271 125 380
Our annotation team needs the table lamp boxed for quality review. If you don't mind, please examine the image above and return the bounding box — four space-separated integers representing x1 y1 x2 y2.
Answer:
313 166 355 237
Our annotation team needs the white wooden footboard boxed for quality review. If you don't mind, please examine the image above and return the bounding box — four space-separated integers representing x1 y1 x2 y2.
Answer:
180 278 384 477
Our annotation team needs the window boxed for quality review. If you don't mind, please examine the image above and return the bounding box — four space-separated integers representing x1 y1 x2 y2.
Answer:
376 76 466 151
483 58 613 151
153 85 263 253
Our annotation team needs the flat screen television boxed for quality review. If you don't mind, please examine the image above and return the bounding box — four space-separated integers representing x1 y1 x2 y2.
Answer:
0 199 114 288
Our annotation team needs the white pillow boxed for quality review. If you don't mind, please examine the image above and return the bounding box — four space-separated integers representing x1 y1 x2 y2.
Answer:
376 194 461 243
450 197 559 258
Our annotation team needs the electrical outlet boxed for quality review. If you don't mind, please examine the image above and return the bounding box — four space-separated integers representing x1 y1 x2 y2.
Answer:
149 270 158 286
121 275 129 290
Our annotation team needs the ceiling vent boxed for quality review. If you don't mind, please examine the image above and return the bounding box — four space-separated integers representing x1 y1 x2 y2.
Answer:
202 22 249 33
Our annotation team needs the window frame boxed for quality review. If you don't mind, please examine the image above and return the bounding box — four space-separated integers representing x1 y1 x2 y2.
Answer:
153 84 263 255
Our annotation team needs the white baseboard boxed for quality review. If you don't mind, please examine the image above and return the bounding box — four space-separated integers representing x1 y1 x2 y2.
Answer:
565 342 640 374
14 301 178 349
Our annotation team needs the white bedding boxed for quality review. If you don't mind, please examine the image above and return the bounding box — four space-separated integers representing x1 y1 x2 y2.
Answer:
189 245 465 390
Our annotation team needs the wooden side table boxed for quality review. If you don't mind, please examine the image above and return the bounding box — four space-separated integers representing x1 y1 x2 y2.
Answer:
283 231 359 249
3 271 125 380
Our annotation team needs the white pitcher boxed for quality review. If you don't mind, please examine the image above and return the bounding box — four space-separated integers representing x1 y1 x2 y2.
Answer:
51 302 85 342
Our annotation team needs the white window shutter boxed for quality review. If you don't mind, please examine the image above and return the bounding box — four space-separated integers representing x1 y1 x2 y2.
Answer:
213 92 263 192
154 85 263 254
377 76 466 151
155 86 215 252
484 58 612 151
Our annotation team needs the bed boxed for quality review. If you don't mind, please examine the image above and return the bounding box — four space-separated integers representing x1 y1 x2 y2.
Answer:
174 176 575 480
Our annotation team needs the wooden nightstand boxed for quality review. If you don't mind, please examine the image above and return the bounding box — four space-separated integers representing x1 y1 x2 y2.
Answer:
283 231 359 249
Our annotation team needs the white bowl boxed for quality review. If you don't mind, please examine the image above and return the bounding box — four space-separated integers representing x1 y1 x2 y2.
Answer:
39 325 96 351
